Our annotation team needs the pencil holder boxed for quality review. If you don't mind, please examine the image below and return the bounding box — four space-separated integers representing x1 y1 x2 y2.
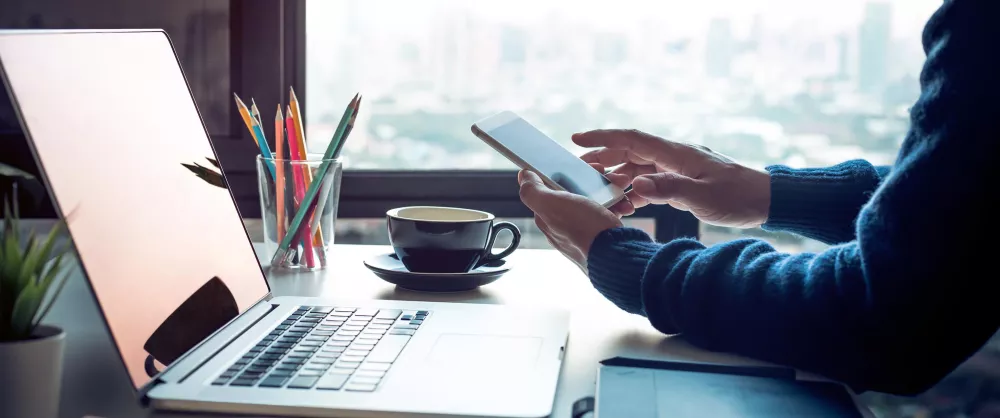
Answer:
257 154 343 271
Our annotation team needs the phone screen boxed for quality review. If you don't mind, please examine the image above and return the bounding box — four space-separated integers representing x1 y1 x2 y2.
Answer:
483 117 621 204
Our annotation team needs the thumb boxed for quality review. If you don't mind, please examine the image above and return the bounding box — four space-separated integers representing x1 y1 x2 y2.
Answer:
631 172 701 205
518 170 553 209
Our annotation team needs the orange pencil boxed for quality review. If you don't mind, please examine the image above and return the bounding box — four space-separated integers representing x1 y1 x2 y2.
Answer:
274 106 286 243
289 87 325 249
286 106 315 268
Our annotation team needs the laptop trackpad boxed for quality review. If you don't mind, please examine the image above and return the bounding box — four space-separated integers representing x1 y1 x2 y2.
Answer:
426 334 543 372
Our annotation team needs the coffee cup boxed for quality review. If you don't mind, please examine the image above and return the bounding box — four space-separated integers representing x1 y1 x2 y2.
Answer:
386 206 521 273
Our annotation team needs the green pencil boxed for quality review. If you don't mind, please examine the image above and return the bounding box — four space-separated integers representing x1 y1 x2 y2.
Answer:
270 94 359 267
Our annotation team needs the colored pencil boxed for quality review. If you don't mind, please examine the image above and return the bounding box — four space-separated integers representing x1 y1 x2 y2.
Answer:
285 106 315 268
309 96 360 240
271 94 358 267
288 87 325 249
331 95 361 159
250 99 264 126
233 93 276 178
274 105 286 243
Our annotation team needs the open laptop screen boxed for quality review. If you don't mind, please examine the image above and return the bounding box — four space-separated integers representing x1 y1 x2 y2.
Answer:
0 30 270 389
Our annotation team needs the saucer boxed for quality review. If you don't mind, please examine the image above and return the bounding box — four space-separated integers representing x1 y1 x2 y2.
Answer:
363 253 510 292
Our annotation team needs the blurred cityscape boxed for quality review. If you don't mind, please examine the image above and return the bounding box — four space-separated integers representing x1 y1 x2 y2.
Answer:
305 0 936 256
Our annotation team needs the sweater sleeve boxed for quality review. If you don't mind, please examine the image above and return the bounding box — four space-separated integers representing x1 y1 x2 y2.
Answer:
761 160 890 245
587 0 1000 396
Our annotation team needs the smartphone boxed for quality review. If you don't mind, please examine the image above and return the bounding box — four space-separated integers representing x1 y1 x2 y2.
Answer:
471 111 626 208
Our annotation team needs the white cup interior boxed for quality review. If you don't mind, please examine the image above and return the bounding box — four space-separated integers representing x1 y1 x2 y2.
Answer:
388 206 493 222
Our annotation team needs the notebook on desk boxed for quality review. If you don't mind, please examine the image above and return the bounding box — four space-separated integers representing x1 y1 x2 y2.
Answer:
576 357 863 418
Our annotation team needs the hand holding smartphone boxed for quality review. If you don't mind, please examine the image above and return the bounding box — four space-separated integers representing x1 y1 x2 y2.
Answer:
471 111 626 208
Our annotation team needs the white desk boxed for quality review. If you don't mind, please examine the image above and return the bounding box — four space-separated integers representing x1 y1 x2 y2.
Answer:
47 244 872 417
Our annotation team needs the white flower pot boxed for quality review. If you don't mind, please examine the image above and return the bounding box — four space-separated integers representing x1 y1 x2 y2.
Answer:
0 325 65 418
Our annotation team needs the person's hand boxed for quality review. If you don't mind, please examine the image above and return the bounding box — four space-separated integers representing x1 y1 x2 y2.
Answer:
518 169 623 274
574 129 771 228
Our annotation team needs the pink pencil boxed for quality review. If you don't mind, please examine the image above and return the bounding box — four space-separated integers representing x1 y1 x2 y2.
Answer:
285 107 315 268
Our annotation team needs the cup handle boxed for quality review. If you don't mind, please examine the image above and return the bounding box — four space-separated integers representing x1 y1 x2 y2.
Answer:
482 221 521 262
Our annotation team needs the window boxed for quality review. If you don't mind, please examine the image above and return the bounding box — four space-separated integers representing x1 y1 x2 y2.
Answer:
304 0 935 252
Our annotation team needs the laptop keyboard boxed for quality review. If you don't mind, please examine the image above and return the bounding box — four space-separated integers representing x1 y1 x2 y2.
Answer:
211 306 428 391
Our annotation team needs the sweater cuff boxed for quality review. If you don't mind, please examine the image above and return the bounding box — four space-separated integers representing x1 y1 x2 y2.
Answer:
762 161 880 244
587 227 660 316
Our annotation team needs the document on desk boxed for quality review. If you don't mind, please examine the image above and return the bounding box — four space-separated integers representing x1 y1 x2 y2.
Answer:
594 357 862 418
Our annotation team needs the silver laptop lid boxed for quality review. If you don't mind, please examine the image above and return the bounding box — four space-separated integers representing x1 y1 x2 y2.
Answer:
0 29 271 391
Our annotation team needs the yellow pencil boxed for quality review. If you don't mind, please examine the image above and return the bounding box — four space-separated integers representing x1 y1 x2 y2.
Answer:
233 93 257 142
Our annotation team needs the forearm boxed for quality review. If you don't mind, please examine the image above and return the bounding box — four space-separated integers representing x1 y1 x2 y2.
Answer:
761 160 890 245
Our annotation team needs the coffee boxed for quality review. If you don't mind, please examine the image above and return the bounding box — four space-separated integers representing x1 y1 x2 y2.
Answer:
386 206 520 273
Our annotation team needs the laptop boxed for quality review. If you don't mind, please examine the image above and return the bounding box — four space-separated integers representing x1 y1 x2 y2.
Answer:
0 29 569 418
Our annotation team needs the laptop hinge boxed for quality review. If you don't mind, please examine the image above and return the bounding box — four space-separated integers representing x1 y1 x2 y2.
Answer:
137 293 276 400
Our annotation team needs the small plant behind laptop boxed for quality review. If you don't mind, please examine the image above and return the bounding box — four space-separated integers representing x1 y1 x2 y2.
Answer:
181 157 227 189
0 161 72 418
0 162 71 341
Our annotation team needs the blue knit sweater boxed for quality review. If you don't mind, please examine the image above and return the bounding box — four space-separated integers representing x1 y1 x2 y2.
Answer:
587 0 999 396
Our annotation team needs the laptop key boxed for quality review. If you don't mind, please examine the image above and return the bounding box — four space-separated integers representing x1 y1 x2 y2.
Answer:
344 382 377 392
350 376 382 385
357 366 389 375
316 373 350 390
298 369 324 376
258 375 290 388
229 378 257 386
345 349 370 357
350 343 375 351
375 309 401 320
322 345 348 353
212 377 230 385
366 335 410 363
355 308 379 317
334 361 361 369
268 369 294 377
288 376 319 389
389 329 415 336
310 306 334 314
339 355 366 363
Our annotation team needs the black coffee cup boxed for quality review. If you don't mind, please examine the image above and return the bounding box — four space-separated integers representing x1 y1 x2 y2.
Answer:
387 206 521 273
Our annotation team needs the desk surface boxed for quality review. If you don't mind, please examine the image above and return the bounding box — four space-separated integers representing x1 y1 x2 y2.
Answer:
48 244 871 418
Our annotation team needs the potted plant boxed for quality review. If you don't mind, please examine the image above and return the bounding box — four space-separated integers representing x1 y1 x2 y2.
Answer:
0 162 72 418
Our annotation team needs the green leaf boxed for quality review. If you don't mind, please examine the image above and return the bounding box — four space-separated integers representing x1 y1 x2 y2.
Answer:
38 252 65 290
0 162 34 180
22 222 62 282
31 259 70 329
10 280 42 338
17 232 38 286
